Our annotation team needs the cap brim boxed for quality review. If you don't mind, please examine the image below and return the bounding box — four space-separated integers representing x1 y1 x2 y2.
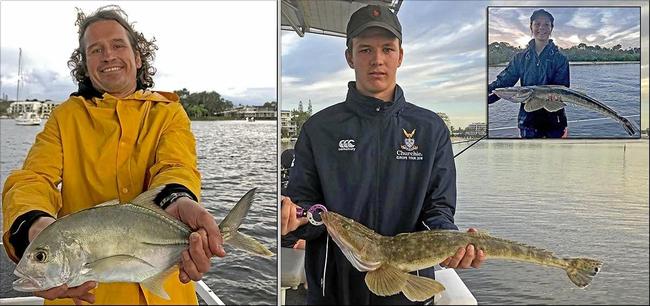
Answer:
347 21 401 43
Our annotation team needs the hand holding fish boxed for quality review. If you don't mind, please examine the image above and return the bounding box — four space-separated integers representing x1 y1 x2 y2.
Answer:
439 228 487 269
280 196 308 235
13 187 272 300
165 197 226 283
28 217 98 305
33 281 98 305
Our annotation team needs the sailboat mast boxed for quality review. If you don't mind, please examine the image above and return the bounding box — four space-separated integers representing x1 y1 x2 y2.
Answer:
16 48 22 101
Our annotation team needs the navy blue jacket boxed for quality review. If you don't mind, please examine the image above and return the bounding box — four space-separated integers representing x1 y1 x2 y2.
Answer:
286 82 457 305
488 39 570 131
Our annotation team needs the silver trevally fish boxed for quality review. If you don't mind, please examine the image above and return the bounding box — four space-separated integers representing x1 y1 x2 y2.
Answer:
12 187 273 299
321 211 603 302
492 85 638 136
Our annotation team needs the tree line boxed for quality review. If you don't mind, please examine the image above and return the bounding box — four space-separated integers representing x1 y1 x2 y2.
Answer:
488 41 641 66
281 100 312 138
173 88 276 120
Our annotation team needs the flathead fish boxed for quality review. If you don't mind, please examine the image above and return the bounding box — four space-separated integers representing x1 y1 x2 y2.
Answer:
321 211 602 302
12 187 273 299
492 85 638 136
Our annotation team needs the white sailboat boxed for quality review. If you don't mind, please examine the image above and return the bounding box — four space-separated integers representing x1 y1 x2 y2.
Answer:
14 112 41 126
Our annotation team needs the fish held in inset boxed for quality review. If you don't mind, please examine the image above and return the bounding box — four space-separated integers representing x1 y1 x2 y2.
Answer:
321 211 602 302
12 187 273 300
492 85 638 136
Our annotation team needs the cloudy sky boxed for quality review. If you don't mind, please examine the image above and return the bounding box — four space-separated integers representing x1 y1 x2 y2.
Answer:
0 1 276 105
489 7 640 49
282 0 649 129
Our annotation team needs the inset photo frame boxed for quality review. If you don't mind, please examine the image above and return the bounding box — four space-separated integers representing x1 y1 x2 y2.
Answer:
487 6 641 138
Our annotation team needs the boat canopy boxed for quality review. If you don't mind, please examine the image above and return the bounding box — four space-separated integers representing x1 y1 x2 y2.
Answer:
281 0 402 38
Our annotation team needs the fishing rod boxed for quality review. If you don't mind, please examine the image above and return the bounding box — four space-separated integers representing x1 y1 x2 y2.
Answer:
453 134 486 158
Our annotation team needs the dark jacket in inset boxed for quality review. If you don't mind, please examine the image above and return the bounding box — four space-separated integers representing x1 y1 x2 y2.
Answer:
488 39 570 131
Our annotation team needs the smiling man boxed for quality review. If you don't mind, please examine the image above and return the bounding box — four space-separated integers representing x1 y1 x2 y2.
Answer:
2 6 224 305
488 9 570 138
281 5 485 305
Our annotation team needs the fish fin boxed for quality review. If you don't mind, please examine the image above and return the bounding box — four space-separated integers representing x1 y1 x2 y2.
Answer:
543 99 566 112
523 96 566 112
94 199 120 207
468 230 491 238
523 97 545 112
141 266 177 300
401 273 446 302
219 188 256 233
619 116 638 136
227 231 273 257
565 257 603 288
364 265 408 297
83 255 156 282
131 185 166 211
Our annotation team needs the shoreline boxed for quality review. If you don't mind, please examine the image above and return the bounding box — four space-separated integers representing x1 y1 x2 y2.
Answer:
489 60 640 67
189 118 276 121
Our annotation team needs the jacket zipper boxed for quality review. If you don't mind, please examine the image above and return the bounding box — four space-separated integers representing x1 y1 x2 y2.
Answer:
375 114 382 229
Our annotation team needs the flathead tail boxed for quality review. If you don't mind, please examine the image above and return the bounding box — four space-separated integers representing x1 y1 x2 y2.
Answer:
620 117 638 136
219 188 273 257
564 258 603 288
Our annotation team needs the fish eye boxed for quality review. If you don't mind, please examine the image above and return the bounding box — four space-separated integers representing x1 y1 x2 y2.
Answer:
34 251 47 263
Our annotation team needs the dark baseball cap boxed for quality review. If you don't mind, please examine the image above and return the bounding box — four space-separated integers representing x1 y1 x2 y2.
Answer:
530 9 554 26
346 5 402 46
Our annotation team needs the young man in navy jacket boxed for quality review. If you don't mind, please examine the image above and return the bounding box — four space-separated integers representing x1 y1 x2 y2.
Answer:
281 5 485 304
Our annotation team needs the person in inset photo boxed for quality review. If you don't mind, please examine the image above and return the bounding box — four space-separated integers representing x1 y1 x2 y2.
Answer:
488 9 570 139
281 5 485 305
487 7 641 139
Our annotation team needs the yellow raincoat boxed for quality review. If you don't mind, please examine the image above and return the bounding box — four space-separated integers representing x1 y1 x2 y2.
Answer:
2 90 201 305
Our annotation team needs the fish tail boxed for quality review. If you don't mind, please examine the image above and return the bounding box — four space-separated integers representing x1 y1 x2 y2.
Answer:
220 188 273 256
620 117 637 136
564 257 603 288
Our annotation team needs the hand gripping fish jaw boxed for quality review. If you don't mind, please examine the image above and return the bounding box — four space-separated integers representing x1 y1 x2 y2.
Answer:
296 204 328 226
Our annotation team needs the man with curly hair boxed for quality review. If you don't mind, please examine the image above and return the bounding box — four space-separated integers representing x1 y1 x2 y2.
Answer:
2 5 222 305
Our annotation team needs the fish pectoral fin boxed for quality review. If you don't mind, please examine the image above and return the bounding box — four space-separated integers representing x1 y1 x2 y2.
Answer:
83 255 156 281
364 265 408 297
543 99 566 112
524 97 566 113
523 97 545 112
401 273 446 302
226 231 273 257
141 266 176 300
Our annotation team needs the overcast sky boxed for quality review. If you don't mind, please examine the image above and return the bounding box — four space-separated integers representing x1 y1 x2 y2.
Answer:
489 7 640 49
282 0 649 129
0 1 276 105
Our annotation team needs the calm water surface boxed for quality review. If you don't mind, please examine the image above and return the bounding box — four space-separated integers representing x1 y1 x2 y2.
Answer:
453 139 648 305
488 63 641 138
0 119 277 305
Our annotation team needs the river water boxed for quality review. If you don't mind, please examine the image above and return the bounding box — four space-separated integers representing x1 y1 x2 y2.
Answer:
453 139 648 305
0 119 278 305
488 63 641 138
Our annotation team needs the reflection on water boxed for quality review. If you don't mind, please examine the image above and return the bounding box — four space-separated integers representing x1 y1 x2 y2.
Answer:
0 119 277 305
453 139 648 305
